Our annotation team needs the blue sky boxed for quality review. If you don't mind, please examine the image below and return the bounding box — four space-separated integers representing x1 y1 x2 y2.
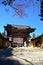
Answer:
0 0 43 37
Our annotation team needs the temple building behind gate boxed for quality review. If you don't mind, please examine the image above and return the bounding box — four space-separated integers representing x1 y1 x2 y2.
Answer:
29 34 43 48
4 24 35 47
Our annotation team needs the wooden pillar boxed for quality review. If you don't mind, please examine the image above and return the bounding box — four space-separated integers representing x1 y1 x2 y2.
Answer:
41 35 43 47
0 38 3 48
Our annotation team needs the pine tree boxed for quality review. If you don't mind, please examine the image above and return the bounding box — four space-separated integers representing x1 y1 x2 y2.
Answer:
40 0 43 20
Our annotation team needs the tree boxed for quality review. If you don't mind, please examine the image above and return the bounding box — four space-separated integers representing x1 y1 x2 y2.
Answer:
32 33 36 39
40 0 43 20
1 32 5 37
0 0 43 20
0 0 29 17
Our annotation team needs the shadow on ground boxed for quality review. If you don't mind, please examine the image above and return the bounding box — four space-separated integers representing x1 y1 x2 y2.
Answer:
0 48 23 65
0 48 13 57
0 48 13 65
0 58 23 65
23 59 34 65
0 48 34 65
15 55 34 65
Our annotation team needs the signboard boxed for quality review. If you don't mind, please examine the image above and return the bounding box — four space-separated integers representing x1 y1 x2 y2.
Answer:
13 38 23 43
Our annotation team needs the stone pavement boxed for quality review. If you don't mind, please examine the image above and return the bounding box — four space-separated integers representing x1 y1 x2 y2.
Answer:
12 47 43 64
13 47 43 62
0 47 43 65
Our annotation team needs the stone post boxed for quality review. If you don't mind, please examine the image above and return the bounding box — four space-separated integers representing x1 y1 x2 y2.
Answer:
24 41 27 47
